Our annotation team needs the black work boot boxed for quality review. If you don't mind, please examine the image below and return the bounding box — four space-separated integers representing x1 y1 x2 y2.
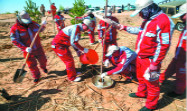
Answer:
34 78 41 84
43 69 48 74
139 106 153 111
129 93 139 98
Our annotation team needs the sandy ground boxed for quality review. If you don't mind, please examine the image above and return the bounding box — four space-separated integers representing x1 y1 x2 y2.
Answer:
0 11 186 111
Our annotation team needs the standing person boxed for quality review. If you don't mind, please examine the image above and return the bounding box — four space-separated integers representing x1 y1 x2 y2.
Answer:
97 8 119 62
51 19 92 82
75 10 96 45
54 9 65 32
117 0 175 110
10 11 48 83
160 3 186 97
101 45 136 80
40 4 45 17
51 3 56 19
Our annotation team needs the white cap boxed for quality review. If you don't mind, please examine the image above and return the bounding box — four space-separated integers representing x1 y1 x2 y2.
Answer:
105 45 120 57
107 7 112 16
131 0 153 17
83 19 92 29
86 10 92 15
172 3 187 18
18 10 32 24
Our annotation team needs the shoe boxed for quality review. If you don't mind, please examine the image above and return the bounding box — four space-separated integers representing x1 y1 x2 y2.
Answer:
34 78 41 84
129 93 139 98
43 69 48 74
139 106 153 111
167 91 182 98
73 77 82 82
89 43 94 45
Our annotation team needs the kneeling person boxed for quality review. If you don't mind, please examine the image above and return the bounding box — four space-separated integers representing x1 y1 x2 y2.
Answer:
101 45 136 80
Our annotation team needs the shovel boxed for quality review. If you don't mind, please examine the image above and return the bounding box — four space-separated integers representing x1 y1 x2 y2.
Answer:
13 16 48 83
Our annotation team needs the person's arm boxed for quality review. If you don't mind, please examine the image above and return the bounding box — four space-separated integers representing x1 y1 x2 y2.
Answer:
10 27 27 52
97 20 105 39
119 25 140 35
70 25 84 51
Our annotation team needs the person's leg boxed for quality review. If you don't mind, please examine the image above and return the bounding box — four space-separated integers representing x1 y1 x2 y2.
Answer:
52 46 77 81
35 48 47 72
88 29 95 44
23 53 40 79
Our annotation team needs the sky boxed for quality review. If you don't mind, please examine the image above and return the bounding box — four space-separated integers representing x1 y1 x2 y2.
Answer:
0 0 174 14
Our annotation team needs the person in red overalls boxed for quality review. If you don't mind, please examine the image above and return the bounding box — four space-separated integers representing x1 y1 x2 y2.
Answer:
117 0 175 110
97 8 119 62
51 3 56 19
75 10 96 45
101 45 136 80
51 19 92 82
10 11 48 83
160 3 186 97
54 9 65 32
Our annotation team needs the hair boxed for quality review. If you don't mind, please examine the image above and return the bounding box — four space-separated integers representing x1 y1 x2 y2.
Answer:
88 13 94 18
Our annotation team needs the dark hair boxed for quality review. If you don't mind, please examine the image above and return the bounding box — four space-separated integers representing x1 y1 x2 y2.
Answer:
88 13 95 18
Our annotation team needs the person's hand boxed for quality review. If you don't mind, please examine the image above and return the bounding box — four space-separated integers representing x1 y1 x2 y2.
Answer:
149 64 158 72
101 72 108 78
83 48 89 53
42 20 47 26
104 59 110 67
143 68 160 82
117 24 125 30
98 39 102 43
25 47 32 53
58 26 61 29
74 16 77 19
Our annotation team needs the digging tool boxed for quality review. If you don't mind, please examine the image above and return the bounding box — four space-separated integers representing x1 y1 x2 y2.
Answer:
13 16 48 83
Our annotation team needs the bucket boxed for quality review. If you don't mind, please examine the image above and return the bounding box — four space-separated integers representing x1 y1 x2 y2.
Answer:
80 49 99 64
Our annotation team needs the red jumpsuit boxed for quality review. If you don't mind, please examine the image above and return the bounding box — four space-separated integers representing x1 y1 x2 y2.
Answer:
106 46 136 79
51 4 56 18
54 14 65 32
121 12 175 109
51 24 85 81
10 20 47 79
97 16 119 61
76 16 96 43
160 27 186 94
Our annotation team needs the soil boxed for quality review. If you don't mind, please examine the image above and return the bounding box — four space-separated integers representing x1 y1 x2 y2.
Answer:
0 11 186 111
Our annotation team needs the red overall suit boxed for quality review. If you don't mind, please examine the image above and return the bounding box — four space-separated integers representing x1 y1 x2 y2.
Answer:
10 20 47 79
160 27 186 94
51 4 56 19
106 46 136 79
54 14 65 32
75 16 96 43
97 16 119 61
121 12 175 109
52 24 85 81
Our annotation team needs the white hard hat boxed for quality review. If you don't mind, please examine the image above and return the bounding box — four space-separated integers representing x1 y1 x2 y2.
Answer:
105 45 119 57
83 19 92 29
172 3 187 18
131 0 153 17
18 10 32 24
86 10 92 15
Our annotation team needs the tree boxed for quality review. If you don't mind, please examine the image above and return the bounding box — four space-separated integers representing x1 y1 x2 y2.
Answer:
69 0 86 24
24 0 42 23
59 5 65 12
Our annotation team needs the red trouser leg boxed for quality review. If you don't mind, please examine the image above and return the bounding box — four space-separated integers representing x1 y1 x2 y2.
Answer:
120 64 135 79
52 46 76 81
35 48 47 71
175 60 186 94
23 53 40 79
136 57 160 109
159 58 176 83
88 29 95 43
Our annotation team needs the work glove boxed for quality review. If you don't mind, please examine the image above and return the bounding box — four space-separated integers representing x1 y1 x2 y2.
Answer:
74 16 77 19
25 47 32 53
101 72 108 78
149 64 158 72
58 26 61 29
98 39 102 43
143 68 160 82
117 24 125 30
63 18 66 20
42 20 47 26
104 59 110 67
83 48 89 53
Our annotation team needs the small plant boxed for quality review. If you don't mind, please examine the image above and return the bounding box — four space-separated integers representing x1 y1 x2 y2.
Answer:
59 5 65 12
69 0 86 24
24 0 42 23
